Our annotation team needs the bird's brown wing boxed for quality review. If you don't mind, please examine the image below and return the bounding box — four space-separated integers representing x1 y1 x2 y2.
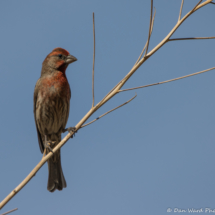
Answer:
62 87 71 130
34 80 44 153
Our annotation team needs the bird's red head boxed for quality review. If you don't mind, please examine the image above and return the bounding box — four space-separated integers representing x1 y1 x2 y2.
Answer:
42 47 77 74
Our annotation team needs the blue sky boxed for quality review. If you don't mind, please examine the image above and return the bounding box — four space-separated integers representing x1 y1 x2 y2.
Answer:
0 1 215 215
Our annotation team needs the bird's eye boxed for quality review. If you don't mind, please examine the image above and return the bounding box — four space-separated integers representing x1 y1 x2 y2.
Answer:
58 54 63 59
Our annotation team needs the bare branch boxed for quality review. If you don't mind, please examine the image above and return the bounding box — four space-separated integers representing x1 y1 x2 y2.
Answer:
144 0 153 57
1 0 214 210
178 0 184 21
0 208 18 215
210 2 215 4
119 67 215 92
92 12 95 107
81 93 137 128
169 36 215 42
135 8 156 65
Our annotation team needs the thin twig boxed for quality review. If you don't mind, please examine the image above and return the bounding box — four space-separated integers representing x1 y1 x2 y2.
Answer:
92 12 95 107
135 8 156 65
119 67 215 92
0 208 18 215
81 93 137 128
192 0 202 11
144 0 153 57
178 0 184 21
210 2 215 4
169 36 215 41
150 8 156 36
135 43 147 66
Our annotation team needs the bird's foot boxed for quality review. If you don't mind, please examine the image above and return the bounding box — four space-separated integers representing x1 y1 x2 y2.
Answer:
44 140 55 154
63 127 77 138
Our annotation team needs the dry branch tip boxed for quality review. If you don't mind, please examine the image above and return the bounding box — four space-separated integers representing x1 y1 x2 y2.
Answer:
92 12 95 107
168 36 215 42
144 0 153 57
0 208 18 215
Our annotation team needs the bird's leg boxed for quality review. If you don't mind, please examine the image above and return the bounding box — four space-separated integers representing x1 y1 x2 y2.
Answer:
44 135 54 154
62 127 77 138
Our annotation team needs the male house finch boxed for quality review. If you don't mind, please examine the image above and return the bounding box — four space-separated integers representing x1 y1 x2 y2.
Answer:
34 48 77 192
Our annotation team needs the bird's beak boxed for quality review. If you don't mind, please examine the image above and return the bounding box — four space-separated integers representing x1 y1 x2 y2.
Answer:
65 55 77 64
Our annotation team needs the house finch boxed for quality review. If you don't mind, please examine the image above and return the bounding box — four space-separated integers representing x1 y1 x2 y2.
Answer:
34 48 77 192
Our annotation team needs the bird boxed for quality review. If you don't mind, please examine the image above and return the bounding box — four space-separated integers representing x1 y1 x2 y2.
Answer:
34 47 77 192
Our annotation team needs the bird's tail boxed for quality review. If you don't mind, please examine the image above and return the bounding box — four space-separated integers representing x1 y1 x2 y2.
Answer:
47 149 67 192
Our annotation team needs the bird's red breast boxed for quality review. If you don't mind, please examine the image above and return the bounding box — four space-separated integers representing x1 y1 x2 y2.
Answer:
40 72 71 102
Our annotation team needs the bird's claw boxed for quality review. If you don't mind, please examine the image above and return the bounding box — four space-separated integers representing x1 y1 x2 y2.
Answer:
44 141 54 154
63 127 77 138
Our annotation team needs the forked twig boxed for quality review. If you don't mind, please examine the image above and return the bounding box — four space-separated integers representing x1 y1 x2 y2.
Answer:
119 67 215 92
135 8 156 65
178 0 184 21
192 0 202 12
1 0 214 210
0 208 18 215
82 93 137 128
92 12 96 107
